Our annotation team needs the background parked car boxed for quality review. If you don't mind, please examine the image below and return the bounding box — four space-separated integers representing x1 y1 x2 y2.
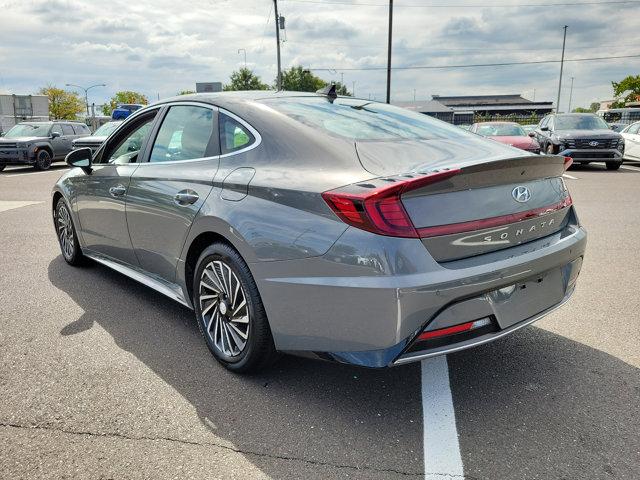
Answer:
522 124 537 135
608 122 628 132
72 120 123 153
470 121 540 153
111 104 144 120
0 121 90 171
535 113 625 170
620 121 640 162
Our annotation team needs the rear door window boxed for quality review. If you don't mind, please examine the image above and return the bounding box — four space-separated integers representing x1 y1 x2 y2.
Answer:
149 105 216 163
219 112 255 154
62 124 75 136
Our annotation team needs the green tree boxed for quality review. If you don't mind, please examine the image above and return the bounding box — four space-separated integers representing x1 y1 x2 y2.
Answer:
178 90 195 95
611 75 640 108
102 91 148 115
38 86 84 120
223 68 269 91
279 66 351 95
572 102 600 113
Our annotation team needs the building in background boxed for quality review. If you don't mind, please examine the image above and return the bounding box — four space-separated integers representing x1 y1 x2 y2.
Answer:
392 100 455 123
432 94 553 124
0 94 49 134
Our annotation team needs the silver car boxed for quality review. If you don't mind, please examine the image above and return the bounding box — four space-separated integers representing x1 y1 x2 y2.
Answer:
53 91 586 373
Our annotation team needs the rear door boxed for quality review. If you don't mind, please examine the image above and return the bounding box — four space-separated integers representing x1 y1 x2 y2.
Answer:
59 124 76 156
125 102 219 282
73 109 159 266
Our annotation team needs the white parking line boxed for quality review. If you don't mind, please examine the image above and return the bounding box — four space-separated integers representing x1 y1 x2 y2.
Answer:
621 165 640 172
0 201 43 213
422 356 464 480
562 174 578 180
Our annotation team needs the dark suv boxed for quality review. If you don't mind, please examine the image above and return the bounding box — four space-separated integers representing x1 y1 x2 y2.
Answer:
535 113 624 170
0 121 90 171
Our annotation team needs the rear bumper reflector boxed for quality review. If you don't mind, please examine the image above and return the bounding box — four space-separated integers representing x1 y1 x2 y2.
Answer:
416 196 572 239
418 317 492 341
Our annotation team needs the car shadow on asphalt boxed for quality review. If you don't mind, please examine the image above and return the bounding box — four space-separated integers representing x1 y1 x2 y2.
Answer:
48 256 424 479
48 256 640 480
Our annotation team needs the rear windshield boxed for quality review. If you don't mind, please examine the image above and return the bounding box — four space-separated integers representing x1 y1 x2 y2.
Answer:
261 97 468 141
476 123 525 137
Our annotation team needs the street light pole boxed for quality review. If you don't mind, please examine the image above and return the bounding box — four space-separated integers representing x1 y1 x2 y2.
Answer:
386 0 393 104
273 0 282 90
66 83 106 117
556 25 568 113
568 77 575 113
237 48 247 68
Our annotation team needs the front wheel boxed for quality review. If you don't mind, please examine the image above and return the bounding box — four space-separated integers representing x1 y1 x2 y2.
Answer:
193 243 278 373
35 150 52 170
606 161 622 170
55 198 84 265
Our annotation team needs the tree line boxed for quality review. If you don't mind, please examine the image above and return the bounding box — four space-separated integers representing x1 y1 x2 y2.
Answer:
36 72 640 120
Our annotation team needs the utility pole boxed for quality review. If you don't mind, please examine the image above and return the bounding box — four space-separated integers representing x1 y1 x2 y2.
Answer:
273 0 282 90
66 83 106 117
386 0 393 104
568 76 575 112
238 48 247 68
352 81 356 97
556 25 568 113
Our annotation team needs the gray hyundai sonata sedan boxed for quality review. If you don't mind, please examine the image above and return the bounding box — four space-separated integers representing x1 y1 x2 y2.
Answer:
52 90 586 373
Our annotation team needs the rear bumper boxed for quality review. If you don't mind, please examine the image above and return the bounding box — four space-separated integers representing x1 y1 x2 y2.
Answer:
252 216 587 367
561 148 623 162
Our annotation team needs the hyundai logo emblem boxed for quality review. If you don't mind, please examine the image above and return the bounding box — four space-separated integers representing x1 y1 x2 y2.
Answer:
512 186 531 203
589 141 599 147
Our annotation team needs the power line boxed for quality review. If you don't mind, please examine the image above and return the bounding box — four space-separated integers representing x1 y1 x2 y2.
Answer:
282 0 640 6
309 53 640 71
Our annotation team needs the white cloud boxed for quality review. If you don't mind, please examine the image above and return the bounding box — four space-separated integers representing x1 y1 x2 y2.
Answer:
0 0 638 108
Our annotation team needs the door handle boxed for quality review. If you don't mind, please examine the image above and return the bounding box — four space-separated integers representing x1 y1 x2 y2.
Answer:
109 184 127 197
174 190 199 206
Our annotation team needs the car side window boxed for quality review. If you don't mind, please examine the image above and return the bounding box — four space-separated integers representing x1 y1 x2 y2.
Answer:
547 117 555 131
62 124 75 136
627 123 640 135
539 117 548 129
73 124 89 135
149 105 215 163
51 124 63 136
100 113 157 165
219 112 255 155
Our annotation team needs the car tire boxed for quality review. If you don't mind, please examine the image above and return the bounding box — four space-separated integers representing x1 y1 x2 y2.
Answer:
606 161 622 171
55 198 85 266
34 150 52 171
193 242 278 373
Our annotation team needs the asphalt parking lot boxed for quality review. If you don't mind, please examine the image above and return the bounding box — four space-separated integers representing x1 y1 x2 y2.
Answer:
0 163 639 479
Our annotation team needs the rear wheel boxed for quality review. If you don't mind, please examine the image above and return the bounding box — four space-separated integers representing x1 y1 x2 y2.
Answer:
606 161 622 170
193 243 278 373
55 198 84 265
35 150 52 170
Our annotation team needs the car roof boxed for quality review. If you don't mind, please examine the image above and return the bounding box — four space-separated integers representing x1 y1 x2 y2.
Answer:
18 121 85 125
152 90 370 110
475 121 520 125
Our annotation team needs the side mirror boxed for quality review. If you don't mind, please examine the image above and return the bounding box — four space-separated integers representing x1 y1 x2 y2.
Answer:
528 132 535 137
540 126 549 132
66 147 93 174
51 131 61 139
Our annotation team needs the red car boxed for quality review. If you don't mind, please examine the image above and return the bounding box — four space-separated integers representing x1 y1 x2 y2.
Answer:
470 121 540 154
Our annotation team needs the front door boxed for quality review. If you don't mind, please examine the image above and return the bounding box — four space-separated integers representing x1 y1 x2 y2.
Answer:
73 110 159 266
50 123 67 158
126 103 220 281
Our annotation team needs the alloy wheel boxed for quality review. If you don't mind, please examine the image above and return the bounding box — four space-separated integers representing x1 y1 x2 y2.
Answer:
199 260 250 357
57 204 75 260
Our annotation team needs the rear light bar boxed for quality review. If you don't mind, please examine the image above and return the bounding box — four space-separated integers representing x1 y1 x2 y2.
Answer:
418 317 492 341
417 195 572 239
322 169 461 238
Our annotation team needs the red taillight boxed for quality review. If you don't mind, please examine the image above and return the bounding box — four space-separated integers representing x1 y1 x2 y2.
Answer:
322 169 460 238
564 156 573 170
418 317 492 341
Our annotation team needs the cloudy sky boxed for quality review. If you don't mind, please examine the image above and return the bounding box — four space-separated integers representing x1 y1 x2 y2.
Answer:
1 0 638 110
